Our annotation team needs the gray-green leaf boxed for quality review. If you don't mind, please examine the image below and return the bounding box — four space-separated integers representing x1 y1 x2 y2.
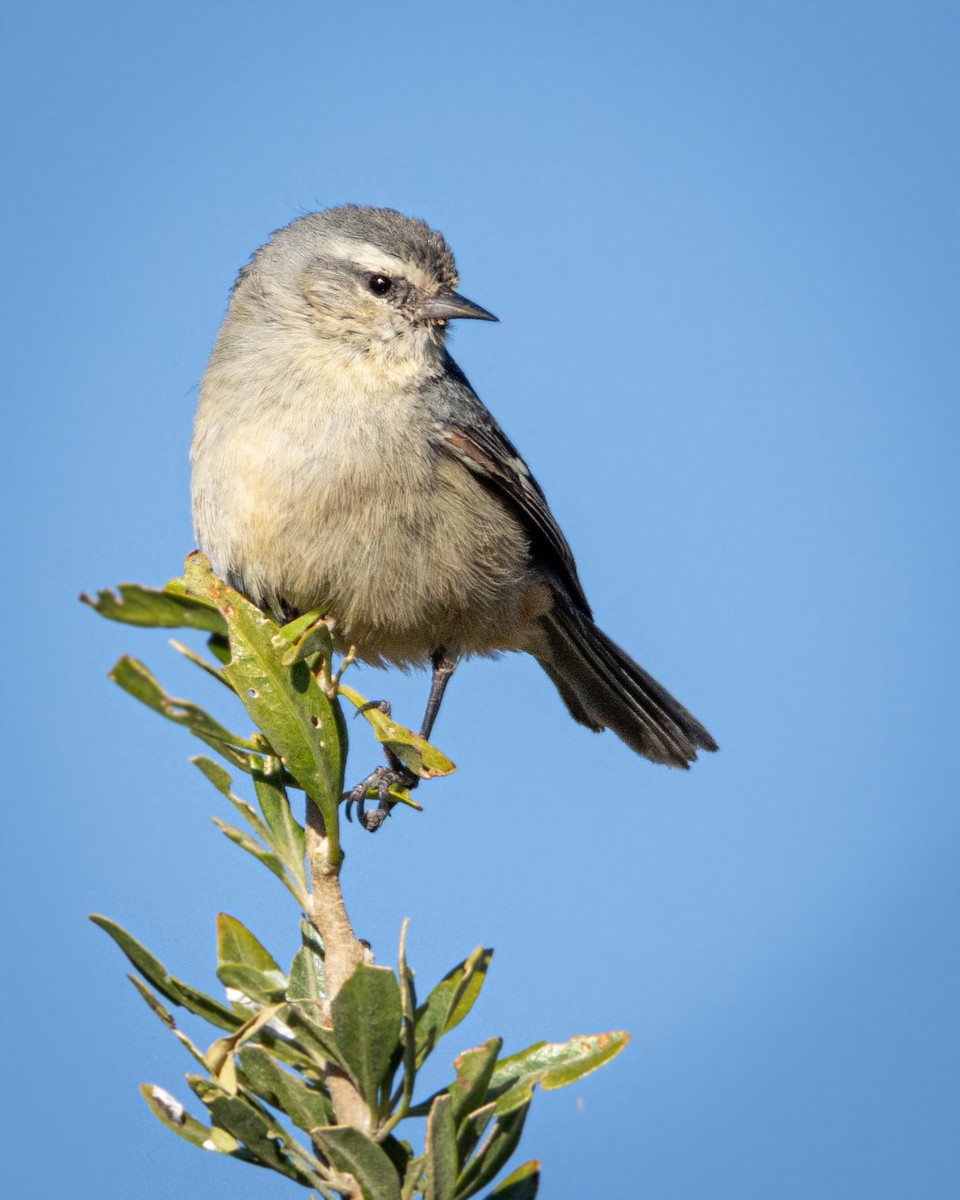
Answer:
332 964 403 1108
415 948 492 1067
313 1126 402 1200
454 1101 530 1200
483 1160 539 1199
238 1044 334 1133
425 1093 459 1200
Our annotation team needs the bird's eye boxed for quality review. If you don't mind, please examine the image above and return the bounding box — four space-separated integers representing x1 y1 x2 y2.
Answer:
367 274 393 296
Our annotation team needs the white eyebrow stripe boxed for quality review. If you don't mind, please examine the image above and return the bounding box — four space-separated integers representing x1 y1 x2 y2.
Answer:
324 238 438 293
326 238 408 274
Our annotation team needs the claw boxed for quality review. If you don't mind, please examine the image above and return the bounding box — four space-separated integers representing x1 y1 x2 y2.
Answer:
355 698 392 719
344 763 419 831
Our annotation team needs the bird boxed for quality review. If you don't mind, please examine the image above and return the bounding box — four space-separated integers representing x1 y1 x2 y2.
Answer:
191 205 716 828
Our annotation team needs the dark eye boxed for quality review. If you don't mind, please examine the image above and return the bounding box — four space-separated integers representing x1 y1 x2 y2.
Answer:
367 274 393 296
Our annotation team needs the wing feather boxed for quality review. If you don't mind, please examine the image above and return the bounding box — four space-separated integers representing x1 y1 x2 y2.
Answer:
429 357 591 615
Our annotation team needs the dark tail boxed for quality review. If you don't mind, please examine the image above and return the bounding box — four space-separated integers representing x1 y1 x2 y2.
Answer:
536 604 718 767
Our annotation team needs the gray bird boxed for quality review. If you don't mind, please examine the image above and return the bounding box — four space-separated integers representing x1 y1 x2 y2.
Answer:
192 206 716 827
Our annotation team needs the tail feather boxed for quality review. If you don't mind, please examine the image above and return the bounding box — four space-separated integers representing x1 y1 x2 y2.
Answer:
537 605 717 767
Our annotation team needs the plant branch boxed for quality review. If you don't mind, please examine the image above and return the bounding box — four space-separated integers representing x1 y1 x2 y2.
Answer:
305 795 372 1149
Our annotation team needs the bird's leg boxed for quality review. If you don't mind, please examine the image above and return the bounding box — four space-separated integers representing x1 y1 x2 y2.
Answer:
346 649 459 832
419 649 458 740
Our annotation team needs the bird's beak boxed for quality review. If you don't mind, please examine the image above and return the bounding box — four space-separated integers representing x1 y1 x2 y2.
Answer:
418 290 499 323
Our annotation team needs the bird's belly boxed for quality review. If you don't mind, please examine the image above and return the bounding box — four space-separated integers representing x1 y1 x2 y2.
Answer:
197 431 541 666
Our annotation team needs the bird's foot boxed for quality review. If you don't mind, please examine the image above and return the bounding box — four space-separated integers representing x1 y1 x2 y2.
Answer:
344 763 419 832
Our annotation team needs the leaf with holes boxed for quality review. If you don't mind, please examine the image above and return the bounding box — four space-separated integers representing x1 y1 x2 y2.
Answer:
184 553 342 850
109 656 265 761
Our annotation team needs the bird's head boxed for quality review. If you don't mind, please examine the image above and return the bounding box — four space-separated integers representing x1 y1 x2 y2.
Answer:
227 206 497 375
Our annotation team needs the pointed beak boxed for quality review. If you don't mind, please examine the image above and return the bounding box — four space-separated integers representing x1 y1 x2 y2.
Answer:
418 290 499 323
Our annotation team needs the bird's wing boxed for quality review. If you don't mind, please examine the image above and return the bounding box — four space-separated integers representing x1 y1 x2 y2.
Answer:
430 359 592 616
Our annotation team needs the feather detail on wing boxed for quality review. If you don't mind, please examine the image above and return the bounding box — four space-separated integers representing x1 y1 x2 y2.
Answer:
434 417 592 615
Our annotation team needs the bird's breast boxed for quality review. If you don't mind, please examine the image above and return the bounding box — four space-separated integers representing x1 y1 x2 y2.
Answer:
192 365 537 665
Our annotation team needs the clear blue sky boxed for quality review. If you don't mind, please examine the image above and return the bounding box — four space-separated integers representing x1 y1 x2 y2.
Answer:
4 2 958 1197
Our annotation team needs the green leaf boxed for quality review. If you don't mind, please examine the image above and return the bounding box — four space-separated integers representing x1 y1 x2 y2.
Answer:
192 756 271 841
454 1101 530 1200
211 817 307 906
127 975 208 1066
205 1004 286 1092
380 1137 415 1189
488 1031 630 1115
448 1039 502 1124
455 1101 496 1169
140 1083 213 1149
396 921 418 1118
401 1154 427 1200
484 1160 539 1199
415 948 493 1066
425 1093 459 1200
216 912 288 1002
170 637 235 688
217 913 285 980
282 1005 351 1074
238 1044 334 1132
128 972 176 1029
219 964 289 1005
411 1039 503 1160
81 580 227 633
91 915 242 1031
287 921 326 1004
193 758 307 907
312 1126 402 1200
253 765 307 891
207 631 232 664
109 656 264 755
118 936 314 1080
339 684 455 780
184 553 342 856
190 1075 314 1184
332 964 403 1108
281 928 346 1075
193 754 243 801
272 610 335 666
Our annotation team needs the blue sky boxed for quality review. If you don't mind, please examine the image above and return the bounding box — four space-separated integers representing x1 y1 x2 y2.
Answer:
4 2 958 1197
